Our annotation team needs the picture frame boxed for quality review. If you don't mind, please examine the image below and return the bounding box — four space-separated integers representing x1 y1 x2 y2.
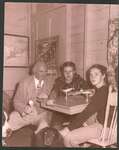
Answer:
4 34 29 67
36 36 59 74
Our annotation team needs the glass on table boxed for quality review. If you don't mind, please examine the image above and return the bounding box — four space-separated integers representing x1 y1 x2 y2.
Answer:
61 88 74 105
80 89 95 102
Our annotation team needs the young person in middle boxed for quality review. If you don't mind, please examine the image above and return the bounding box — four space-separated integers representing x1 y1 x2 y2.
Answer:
49 61 89 130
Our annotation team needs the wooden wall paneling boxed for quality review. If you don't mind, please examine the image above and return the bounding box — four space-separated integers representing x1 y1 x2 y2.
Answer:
84 5 110 74
71 5 85 76
3 68 29 91
65 5 72 61
110 5 119 19
37 6 67 69
4 3 31 92
4 2 30 36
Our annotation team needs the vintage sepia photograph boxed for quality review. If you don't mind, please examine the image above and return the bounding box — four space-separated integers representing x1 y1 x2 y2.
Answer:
2 2 118 148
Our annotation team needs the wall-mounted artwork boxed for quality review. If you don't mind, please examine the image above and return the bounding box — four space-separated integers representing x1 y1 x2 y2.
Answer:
4 34 29 67
36 36 59 74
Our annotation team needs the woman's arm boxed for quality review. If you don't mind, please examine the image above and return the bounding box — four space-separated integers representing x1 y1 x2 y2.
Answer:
68 85 108 130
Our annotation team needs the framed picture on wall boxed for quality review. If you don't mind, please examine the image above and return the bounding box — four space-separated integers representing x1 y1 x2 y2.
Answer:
36 36 59 74
4 34 29 67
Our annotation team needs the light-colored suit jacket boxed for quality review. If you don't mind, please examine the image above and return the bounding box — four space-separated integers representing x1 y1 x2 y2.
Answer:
13 75 55 114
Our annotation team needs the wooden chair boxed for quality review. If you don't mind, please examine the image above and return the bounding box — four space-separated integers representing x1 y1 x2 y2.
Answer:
87 86 117 148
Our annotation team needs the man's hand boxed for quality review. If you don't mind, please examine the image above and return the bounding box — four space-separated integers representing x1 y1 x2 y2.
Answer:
21 105 32 117
22 102 36 117
24 105 32 114
22 106 38 123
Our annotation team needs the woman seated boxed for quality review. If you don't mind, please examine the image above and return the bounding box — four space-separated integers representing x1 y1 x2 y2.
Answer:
59 64 109 147
49 61 88 129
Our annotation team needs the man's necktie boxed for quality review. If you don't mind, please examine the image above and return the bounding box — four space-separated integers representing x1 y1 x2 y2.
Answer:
37 80 44 89
36 80 45 98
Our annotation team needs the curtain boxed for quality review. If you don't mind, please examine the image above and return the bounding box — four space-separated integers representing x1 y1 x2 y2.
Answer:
107 18 119 88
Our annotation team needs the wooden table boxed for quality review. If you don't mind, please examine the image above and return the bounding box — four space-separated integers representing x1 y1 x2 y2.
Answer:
41 95 88 115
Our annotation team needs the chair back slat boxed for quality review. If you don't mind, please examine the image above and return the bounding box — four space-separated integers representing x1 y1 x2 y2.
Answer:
109 109 117 144
108 107 117 143
101 86 117 145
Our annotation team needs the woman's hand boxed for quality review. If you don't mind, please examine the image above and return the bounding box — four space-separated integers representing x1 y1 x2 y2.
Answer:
46 99 55 105
59 127 70 137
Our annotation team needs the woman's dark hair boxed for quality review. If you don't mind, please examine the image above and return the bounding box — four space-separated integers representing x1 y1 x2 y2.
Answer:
86 64 108 87
60 61 76 76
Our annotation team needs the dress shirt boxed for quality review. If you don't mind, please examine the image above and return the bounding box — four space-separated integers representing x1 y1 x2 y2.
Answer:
34 76 44 89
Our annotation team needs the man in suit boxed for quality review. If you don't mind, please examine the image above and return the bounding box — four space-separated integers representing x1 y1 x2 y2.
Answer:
8 61 54 134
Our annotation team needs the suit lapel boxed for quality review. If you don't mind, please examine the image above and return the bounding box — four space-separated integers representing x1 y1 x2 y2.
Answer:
27 76 37 101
